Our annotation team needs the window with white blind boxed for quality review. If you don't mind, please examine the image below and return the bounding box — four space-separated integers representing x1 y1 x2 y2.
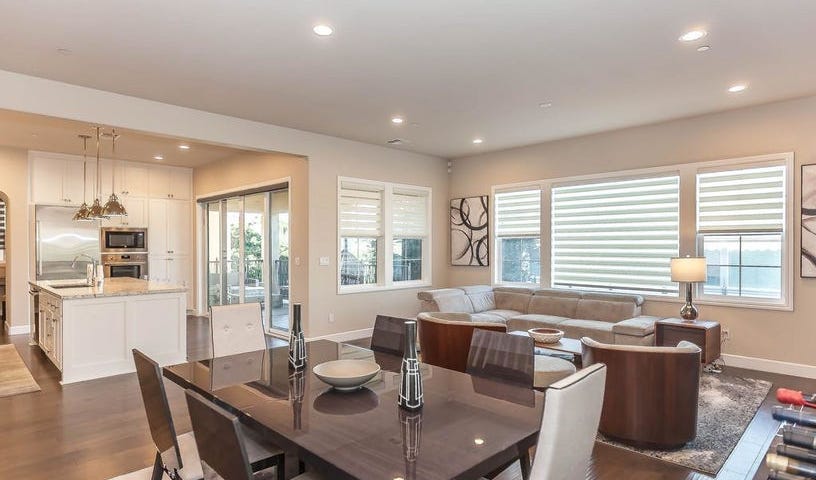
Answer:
697 164 787 302
495 189 541 284
551 175 680 296
0 201 5 261
338 178 431 292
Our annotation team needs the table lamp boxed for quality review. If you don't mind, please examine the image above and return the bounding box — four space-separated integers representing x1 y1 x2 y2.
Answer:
670 256 707 321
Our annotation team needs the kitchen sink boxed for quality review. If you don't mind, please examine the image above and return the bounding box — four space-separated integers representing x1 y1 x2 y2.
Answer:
48 283 89 289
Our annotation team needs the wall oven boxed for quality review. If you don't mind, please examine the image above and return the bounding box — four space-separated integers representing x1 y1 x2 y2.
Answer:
101 227 147 253
102 253 148 279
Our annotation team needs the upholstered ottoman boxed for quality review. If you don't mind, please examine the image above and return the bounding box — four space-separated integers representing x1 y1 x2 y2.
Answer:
534 356 577 389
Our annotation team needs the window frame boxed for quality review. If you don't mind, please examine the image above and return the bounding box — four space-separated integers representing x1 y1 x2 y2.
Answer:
489 152 794 311
337 176 432 294
492 185 544 286
694 157 793 310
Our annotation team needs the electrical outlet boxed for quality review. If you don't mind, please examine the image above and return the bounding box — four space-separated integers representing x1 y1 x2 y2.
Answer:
328 312 335 323
721 328 730 343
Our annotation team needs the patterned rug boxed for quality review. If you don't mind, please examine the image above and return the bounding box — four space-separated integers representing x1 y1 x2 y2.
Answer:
597 372 772 476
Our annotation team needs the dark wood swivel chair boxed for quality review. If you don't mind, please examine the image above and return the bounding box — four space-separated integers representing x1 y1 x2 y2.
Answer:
581 337 702 449
416 312 506 373
185 389 321 480
132 349 285 480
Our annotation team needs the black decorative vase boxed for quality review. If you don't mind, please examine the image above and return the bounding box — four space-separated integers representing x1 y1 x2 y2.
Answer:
288 303 307 370
289 369 305 430
398 320 423 411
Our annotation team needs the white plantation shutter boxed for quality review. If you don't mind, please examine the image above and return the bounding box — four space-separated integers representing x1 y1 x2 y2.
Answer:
495 189 541 236
0 201 5 250
339 184 383 237
551 175 680 295
697 165 786 233
392 190 428 237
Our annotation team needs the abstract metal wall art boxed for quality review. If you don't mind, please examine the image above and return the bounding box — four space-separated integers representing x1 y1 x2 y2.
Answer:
802 164 816 277
450 195 489 266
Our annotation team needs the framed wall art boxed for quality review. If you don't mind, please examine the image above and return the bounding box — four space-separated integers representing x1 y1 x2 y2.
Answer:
450 195 489 266
802 164 816 277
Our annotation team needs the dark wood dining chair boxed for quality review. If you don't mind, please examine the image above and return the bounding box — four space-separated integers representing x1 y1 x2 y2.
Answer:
132 350 285 480
466 329 534 388
185 389 321 480
370 315 410 355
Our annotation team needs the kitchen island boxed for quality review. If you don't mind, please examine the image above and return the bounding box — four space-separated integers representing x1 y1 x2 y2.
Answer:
30 277 187 384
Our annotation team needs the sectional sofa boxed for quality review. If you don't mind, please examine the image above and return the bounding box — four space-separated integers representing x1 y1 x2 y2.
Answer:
417 285 661 345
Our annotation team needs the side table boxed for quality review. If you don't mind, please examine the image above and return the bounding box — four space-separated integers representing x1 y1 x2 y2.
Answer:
655 318 721 364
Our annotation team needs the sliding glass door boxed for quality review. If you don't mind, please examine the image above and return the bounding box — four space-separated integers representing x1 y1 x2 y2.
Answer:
205 187 290 334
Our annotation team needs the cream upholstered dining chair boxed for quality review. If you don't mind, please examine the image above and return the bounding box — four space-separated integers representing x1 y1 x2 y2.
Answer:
210 303 267 358
487 363 607 480
186 389 322 480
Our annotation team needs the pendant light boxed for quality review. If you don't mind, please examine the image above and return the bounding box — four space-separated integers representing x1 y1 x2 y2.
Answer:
72 134 93 222
87 126 107 220
102 128 127 217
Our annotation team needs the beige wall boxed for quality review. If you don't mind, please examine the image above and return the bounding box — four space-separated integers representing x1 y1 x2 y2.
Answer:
193 151 310 322
449 94 816 367
306 148 450 338
0 146 29 329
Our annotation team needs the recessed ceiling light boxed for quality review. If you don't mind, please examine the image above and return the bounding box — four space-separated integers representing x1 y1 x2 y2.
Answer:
728 84 747 93
56 47 72 55
679 29 707 42
472 138 483 144
474 438 485 445
178 144 190 150
539 102 553 109
153 155 164 160
696 45 711 52
313 24 333 36
391 117 404 124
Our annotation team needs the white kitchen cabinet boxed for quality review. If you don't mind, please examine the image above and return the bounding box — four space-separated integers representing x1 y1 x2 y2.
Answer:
149 167 191 200
30 153 91 206
38 291 62 370
122 164 149 197
149 198 191 255
101 196 148 228
149 255 192 306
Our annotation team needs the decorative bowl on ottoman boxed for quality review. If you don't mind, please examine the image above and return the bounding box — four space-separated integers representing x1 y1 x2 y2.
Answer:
528 328 564 344
313 359 381 392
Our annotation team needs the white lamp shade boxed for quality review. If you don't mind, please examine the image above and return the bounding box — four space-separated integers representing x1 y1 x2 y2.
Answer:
670 256 707 282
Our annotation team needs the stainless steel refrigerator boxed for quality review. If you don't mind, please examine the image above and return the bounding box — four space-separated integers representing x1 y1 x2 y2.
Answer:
35 205 100 280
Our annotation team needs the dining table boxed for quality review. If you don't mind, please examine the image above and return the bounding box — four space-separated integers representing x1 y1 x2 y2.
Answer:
163 339 545 480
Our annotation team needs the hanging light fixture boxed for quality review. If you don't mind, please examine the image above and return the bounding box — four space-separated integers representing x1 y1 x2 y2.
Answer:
72 134 93 222
102 128 127 217
87 126 107 220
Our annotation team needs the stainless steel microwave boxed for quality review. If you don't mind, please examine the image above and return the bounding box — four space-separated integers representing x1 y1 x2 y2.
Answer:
100 227 148 253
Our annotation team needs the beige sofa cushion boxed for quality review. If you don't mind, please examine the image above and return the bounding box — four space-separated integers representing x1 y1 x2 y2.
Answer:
495 291 532 313
461 285 496 312
506 314 570 332
471 312 507 324
485 309 523 320
560 319 615 343
612 316 659 336
434 293 475 313
416 288 464 302
528 289 580 318
574 298 638 322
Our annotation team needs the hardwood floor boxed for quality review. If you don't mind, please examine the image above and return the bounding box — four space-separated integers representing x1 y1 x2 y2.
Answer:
0 318 811 479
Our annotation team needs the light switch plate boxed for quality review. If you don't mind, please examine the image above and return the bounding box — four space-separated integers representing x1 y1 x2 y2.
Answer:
319 256 330 266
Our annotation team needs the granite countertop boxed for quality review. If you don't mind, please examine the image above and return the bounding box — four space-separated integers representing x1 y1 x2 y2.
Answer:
31 277 187 299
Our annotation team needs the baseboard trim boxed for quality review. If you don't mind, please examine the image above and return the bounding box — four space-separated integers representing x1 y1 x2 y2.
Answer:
722 353 816 379
307 327 374 343
5 322 30 336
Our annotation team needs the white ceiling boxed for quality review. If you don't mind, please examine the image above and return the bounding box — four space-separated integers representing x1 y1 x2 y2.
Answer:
0 109 256 168
0 1 814 159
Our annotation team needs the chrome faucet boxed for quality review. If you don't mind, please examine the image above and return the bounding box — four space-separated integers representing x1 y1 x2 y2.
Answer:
71 254 98 286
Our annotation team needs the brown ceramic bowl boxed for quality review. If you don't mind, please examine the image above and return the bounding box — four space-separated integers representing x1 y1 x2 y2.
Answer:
527 327 564 344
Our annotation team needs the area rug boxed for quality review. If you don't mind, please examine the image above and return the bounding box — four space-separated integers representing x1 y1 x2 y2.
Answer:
0 344 40 398
597 372 771 476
